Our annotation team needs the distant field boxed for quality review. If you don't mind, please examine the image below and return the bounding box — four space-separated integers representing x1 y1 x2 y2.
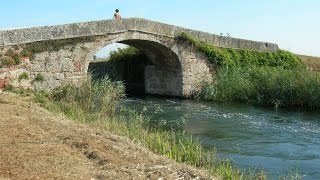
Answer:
298 54 320 71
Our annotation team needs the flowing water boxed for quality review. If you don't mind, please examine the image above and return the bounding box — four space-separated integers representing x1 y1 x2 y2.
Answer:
121 96 320 179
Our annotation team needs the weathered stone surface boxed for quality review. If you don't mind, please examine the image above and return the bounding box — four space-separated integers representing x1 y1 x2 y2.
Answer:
145 65 182 96
0 18 279 97
0 18 278 52
61 57 74 72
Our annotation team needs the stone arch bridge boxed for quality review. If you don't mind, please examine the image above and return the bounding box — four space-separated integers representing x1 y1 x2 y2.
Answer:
0 18 278 97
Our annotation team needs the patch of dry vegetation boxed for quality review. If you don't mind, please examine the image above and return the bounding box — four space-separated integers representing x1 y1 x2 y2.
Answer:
298 54 320 72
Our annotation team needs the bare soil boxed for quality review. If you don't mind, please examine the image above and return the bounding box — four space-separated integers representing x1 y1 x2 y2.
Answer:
0 92 214 180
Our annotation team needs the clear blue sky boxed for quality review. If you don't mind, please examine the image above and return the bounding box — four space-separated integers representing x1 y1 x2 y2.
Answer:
1 0 319 56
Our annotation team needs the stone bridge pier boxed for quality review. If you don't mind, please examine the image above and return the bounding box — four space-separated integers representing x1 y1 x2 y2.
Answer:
0 18 278 97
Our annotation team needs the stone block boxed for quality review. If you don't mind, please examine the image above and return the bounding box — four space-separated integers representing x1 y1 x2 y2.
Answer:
0 70 8 79
61 57 74 72
30 62 45 72
45 59 62 73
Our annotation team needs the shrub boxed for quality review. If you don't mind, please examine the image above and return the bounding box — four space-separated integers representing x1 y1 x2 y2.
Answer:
2 57 15 66
20 49 32 57
3 84 14 91
14 56 21 65
108 47 141 62
4 48 15 57
19 72 29 81
179 32 303 69
1 48 21 66
33 90 50 104
33 73 45 82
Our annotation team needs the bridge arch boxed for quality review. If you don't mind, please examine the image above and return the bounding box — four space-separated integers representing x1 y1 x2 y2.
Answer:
88 33 183 96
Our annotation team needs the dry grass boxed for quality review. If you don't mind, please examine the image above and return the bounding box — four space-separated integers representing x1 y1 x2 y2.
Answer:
0 92 214 179
298 54 320 72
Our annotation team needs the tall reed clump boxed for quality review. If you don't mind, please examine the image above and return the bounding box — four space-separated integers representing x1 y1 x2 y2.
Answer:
180 32 320 109
44 76 125 122
196 66 320 109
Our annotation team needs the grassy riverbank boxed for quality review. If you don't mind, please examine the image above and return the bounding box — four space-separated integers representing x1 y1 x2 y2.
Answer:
25 77 249 179
6 77 304 179
179 33 320 110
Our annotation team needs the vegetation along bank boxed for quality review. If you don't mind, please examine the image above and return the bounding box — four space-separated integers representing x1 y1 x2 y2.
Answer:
179 32 320 110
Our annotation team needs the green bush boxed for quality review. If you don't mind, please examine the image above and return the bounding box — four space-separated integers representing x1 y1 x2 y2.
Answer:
108 47 142 62
33 73 45 82
179 32 303 69
14 56 21 65
1 48 21 66
2 57 15 66
18 72 29 81
20 49 32 57
0 48 22 67
4 48 16 57
3 84 14 91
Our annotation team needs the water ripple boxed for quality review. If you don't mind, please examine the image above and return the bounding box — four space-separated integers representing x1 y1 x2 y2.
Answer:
121 97 320 179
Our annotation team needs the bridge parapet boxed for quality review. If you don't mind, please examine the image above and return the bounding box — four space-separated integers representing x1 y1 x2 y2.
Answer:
0 18 278 52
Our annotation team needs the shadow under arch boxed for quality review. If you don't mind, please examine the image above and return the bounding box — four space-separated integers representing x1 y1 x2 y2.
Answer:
89 39 183 97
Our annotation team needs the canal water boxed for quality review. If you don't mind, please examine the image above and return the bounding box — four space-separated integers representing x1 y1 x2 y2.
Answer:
121 96 320 179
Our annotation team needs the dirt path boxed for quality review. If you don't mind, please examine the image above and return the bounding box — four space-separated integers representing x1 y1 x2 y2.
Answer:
0 92 214 180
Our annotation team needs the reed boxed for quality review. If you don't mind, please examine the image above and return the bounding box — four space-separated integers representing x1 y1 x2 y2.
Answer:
195 66 320 109
180 32 320 110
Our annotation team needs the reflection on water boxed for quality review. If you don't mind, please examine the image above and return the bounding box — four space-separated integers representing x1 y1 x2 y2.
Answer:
121 96 320 179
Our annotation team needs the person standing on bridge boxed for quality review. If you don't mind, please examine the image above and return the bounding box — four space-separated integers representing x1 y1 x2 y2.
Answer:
113 9 121 20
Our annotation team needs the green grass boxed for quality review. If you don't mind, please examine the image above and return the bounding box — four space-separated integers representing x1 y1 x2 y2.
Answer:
3 86 33 96
195 66 320 109
1 48 21 67
18 72 29 81
32 73 45 82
